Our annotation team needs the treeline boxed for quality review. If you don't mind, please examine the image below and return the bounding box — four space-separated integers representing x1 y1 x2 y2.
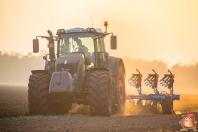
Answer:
0 51 197 93
0 51 46 84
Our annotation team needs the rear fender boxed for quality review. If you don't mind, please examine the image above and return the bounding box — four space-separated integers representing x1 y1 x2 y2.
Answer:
31 70 51 74
108 56 125 76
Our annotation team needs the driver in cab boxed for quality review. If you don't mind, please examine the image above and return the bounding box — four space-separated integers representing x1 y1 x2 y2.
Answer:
75 39 91 65
76 39 88 54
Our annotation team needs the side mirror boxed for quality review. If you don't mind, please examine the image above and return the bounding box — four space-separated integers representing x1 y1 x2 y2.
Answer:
110 36 117 49
33 39 39 53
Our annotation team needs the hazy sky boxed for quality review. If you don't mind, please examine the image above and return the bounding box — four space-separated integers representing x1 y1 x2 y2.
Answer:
0 0 198 66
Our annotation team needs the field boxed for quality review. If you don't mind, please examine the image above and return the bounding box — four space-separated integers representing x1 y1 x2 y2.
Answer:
0 84 198 132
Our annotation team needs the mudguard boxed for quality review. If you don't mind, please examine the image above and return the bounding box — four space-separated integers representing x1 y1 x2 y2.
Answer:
31 70 51 74
49 71 73 93
108 56 125 76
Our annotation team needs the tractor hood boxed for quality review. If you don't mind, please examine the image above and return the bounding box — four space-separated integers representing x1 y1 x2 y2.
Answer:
55 54 84 76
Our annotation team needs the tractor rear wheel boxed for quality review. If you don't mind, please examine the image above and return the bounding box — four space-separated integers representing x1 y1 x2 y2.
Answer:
112 65 126 115
88 70 112 116
161 95 174 114
28 72 51 115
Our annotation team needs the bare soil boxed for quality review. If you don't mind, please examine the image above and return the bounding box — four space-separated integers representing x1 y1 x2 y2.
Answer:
0 84 198 132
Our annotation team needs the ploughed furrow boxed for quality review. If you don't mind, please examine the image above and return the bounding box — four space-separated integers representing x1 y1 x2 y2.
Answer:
88 70 111 116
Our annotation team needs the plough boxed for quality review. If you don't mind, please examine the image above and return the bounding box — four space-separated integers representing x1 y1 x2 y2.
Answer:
128 69 180 114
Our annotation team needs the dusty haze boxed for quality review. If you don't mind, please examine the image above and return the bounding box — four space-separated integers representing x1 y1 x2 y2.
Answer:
0 51 198 95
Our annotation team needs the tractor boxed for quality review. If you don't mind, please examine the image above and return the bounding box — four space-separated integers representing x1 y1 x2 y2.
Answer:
28 21 126 116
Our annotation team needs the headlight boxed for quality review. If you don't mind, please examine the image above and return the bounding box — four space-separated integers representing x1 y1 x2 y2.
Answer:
61 29 65 33
57 29 61 33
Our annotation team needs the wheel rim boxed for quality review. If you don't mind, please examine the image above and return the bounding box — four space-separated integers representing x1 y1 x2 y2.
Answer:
118 79 124 107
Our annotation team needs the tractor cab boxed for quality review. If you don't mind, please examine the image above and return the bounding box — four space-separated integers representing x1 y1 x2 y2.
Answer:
56 27 116 69
57 28 106 68
33 23 117 73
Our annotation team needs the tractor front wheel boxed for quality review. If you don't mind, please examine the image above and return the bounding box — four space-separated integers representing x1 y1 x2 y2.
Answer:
28 72 51 115
88 70 112 116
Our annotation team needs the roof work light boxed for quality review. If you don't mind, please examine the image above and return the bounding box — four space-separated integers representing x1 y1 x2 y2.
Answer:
104 21 108 33
104 21 108 27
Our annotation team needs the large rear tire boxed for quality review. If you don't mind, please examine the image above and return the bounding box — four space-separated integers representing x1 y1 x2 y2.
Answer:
161 95 174 114
28 72 51 115
88 70 112 116
112 65 126 115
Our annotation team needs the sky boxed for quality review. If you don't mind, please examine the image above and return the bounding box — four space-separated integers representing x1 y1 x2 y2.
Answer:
0 0 198 66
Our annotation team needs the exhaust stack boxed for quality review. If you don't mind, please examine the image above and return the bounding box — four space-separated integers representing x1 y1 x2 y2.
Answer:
47 30 55 60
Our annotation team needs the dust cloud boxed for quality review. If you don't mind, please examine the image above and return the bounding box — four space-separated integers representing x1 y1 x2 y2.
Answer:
71 104 90 115
124 94 198 116
1 51 198 95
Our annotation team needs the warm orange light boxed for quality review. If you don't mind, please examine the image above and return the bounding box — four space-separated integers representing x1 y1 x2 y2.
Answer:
104 21 108 26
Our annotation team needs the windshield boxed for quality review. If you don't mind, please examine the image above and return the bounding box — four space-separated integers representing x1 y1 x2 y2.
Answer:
59 33 95 57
